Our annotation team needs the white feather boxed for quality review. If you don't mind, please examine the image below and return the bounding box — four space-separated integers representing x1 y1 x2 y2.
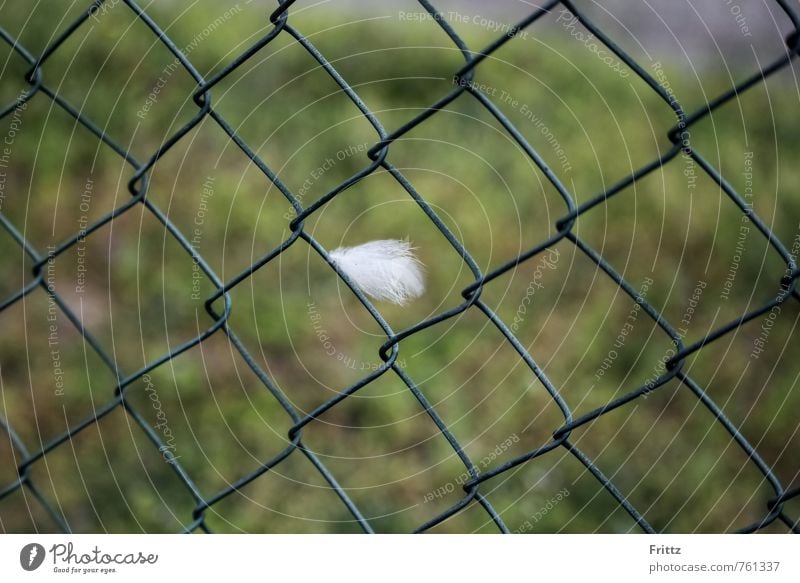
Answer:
329 239 425 305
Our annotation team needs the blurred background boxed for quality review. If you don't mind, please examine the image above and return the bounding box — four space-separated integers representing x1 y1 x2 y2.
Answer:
0 0 798 533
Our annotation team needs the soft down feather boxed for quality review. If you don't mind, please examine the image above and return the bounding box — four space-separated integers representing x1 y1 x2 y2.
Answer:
329 239 425 305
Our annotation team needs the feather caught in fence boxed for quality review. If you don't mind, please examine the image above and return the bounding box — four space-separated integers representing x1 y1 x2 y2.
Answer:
329 239 425 305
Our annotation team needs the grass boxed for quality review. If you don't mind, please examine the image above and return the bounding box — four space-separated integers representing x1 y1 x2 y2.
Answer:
0 1 798 533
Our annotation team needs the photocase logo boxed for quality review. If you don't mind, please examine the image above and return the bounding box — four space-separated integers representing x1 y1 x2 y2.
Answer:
19 543 46 571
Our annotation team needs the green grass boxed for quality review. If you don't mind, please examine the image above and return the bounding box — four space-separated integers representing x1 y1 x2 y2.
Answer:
0 2 798 533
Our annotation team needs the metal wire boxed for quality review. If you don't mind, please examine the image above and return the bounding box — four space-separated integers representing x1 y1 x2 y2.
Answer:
0 0 798 534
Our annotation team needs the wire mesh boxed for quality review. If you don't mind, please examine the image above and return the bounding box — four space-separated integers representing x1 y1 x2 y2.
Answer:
0 0 798 534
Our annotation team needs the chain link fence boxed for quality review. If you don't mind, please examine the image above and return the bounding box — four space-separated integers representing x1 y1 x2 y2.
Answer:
0 0 798 533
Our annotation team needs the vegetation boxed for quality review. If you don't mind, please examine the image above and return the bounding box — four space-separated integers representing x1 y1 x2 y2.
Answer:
0 2 798 533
